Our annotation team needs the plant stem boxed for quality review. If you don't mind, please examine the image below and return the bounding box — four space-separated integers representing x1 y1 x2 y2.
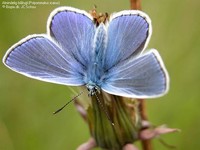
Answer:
129 0 142 10
129 1 153 150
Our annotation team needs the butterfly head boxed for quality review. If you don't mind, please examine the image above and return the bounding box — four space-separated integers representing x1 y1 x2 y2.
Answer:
86 82 100 96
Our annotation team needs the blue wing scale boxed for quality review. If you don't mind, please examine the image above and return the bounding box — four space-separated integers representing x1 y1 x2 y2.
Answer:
3 35 85 86
101 49 169 98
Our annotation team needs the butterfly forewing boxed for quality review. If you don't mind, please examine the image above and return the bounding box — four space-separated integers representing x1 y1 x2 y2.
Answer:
3 35 84 86
101 49 169 98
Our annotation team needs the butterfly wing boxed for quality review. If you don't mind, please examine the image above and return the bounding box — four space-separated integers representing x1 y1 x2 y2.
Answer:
3 35 84 85
48 6 95 67
101 49 169 98
103 10 152 70
100 11 168 98
3 7 96 86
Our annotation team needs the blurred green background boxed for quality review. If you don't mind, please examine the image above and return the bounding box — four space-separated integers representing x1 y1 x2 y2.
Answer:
0 0 199 149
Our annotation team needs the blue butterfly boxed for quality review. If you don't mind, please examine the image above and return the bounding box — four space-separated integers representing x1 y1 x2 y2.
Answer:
3 6 169 99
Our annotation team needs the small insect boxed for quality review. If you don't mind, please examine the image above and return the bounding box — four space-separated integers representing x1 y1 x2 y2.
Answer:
3 7 169 102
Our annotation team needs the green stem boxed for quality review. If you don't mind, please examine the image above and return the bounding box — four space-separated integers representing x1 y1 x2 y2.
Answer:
87 91 141 150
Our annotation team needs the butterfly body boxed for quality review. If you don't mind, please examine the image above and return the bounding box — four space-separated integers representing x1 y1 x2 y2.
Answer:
3 6 169 99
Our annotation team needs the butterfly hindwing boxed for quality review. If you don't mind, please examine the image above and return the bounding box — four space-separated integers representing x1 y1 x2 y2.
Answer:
103 10 152 70
48 7 96 67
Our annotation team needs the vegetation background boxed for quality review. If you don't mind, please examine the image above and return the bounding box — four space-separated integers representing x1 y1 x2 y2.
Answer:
0 0 199 149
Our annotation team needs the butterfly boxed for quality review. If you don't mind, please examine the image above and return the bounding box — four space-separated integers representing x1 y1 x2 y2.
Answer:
3 6 169 99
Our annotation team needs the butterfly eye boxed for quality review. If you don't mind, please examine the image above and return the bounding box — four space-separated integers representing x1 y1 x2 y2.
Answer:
87 87 92 93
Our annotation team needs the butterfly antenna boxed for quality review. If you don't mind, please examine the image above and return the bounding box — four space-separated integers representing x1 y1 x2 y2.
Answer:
94 92 114 126
53 91 84 115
